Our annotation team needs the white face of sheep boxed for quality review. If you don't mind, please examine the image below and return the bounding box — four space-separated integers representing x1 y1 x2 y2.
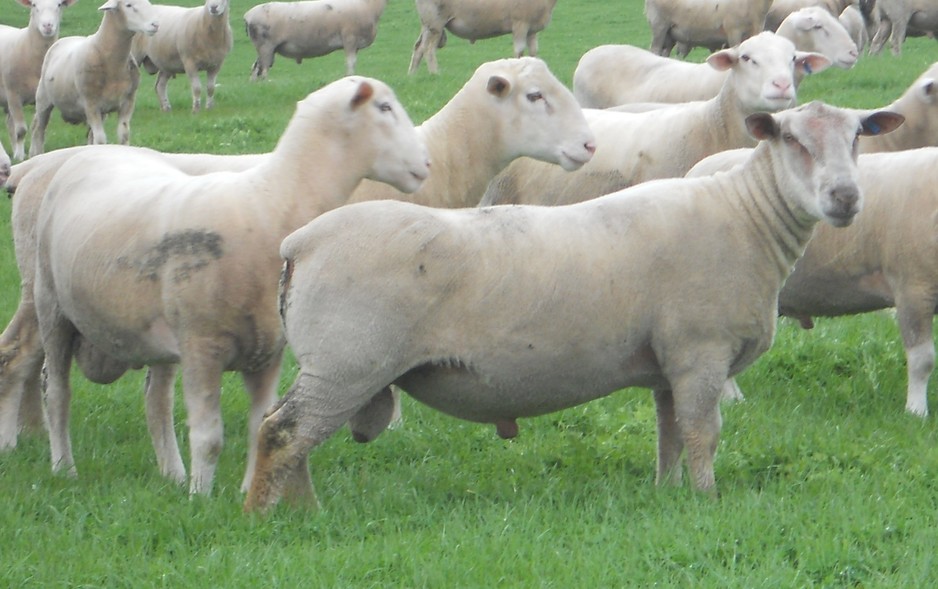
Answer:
747 102 904 227
347 79 430 194
707 32 831 114
99 0 160 36
204 0 228 17
781 7 859 69
484 58 596 171
19 0 77 38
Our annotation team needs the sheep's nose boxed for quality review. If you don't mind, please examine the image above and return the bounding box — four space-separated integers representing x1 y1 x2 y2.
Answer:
772 79 792 92
584 141 596 155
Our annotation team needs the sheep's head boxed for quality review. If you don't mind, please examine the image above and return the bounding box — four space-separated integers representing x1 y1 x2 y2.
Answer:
20 0 77 38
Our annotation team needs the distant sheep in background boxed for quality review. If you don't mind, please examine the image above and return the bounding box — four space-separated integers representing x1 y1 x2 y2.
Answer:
764 0 856 31
0 0 78 161
869 0 938 56
244 0 387 80
131 0 233 112
644 0 773 57
28 0 160 157
408 0 557 74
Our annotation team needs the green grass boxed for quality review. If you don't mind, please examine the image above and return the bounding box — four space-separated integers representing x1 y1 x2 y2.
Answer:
3 0 938 587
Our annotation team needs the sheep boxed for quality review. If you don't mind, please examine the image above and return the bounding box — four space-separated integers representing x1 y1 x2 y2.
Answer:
130 0 233 113
30 77 429 495
765 0 856 31
27 0 160 158
574 7 857 108
0 0 78 162
3 58 595 487
859 61 938 152
483 33 829 207
408 0 557 75
244 0 387 80
241 103 903 513
0 142 9 185
645 0 773 58
869 0 938 55
839 3 870 53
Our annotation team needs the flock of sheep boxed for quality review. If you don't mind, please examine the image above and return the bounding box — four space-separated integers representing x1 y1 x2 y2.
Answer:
0 0 936 514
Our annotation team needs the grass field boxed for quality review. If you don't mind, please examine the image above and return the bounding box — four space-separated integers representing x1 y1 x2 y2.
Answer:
3 0 938 587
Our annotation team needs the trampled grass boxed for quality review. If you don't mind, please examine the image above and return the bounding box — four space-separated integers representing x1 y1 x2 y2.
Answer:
2 0 938 587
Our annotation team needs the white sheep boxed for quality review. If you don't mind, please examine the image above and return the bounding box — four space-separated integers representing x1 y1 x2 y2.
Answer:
408 0 557 75
28 0 160 157
574 7 856 109
0 0 78 162
765 0 856 31
130 0 233 112
869 0 938 55
484 33 829 207
860 61 938 152
242 103 903 513
0 141 9 185
30 77 429 495
244 0 387 80
839 3 870 53
645 0 773 58
2 58 595 486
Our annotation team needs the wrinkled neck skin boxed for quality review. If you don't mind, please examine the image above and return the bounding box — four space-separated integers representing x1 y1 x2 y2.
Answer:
706 79 759 152
92 11 138 70
724 142 819 282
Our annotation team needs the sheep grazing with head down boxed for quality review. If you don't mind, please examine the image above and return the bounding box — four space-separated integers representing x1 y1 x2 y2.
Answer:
242 102 902 513
28 0 160 157
130 0 233 112
644 0 773 58
244 0 387 80
574 7 857 108
30 77 429 496
0 0 78 162
408 0 557 75
484 33 829 207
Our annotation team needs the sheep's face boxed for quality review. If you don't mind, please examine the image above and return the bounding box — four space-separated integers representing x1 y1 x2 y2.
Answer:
780 7 858 69
748 102 904 228
204 0 229 17
99 0 160 36
25 0 76 38
482 57 595 171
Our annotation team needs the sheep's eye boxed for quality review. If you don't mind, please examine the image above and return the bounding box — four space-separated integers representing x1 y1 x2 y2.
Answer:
526 91 543 102
378 102 392 112
741 54 751 62
782 133 798 144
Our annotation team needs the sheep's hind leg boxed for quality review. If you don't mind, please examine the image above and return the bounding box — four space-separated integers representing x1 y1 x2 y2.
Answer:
669 365 725 493
653 388 684 486
895 295 935 417
155 71 173 112
239 355 283 493
180 351 226 495
0 301 47 449
36 305 79 478
144 364 186 485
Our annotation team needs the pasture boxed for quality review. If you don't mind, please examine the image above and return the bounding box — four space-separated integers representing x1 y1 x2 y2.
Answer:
2 0 938 586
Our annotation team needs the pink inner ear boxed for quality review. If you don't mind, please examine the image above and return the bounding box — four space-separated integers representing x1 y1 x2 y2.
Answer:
706 52 736 71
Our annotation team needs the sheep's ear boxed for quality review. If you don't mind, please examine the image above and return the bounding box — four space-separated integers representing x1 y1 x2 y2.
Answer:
16 0 32 8
350 81 374 109
487 75 511 98
795 52 831 76
745 112 779 140
916 78 937 103
789 11 821 31
98 0 119 11
859 111 905 136
706 49 738 71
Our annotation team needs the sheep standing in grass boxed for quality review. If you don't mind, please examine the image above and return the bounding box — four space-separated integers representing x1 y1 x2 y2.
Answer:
244 0 387 80
28 0 160 157
408 0 557 75
30 77 429 495
0 0 78 161
243 103 902 513
484 33 828 207
130 0 232 112
574 7 857 108
869 0 938 55
645 0 773 57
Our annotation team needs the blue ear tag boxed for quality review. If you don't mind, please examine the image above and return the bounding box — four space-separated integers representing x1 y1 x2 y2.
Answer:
866 120 881 134
804 62 812 75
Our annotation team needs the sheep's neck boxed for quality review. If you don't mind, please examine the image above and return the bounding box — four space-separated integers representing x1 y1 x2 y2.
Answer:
725 144 817 282
705 80 758 152
92 12 138 71
25 16 57 57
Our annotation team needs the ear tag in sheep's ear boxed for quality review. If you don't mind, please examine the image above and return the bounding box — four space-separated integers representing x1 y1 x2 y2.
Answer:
487 76 511 98
803 61 813 75
350 82 374 109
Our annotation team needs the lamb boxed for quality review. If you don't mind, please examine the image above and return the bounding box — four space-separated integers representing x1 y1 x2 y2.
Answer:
28 0 160 157
0 0 78 162
408 0 557 75
3 58 595 486
242 102 903 513
130 0 233 112
765 0 856 31
869 0 938 55
483 33 829 207
244 0 387 80
574 7 857 108
30 77 430 495
644 0 773 58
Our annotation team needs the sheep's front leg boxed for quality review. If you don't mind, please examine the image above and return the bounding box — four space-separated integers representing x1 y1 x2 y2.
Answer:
115 94 137 146
239 355 283 493
28 98 54 157
182 60 203 112
895 294 935 417
155 71 173 112
144 364 186 484
181 352 225 495
511 23 530 57
204 67 221 110
5 100 28 161
36 305 79 478
653 388 684 486
526 32 539 57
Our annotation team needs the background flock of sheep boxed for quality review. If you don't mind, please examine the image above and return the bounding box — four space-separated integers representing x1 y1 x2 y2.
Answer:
1 0 937 513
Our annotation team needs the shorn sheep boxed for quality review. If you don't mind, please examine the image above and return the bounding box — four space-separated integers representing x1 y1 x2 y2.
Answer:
408 0 557 75
0 0 78 161
244 0 387 80
765 0 857 31
130 0 233 112
0 142 9 184
644 0 773 58
242 102 902 513
28 0 160 157
484 33 829 207
869 0 938 55
574 7 857 108
31 77 429 495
